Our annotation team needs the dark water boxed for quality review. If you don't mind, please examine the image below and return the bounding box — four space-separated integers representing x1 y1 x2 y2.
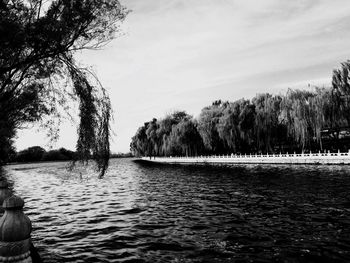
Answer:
2 159 350 262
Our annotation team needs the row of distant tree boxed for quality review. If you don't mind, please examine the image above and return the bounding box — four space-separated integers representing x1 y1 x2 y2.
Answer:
110 152 133 158
4 146 132 164
7 146 76 163
130 62 350 157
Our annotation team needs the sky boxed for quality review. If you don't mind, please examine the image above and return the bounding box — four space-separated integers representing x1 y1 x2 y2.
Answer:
15 0 350 153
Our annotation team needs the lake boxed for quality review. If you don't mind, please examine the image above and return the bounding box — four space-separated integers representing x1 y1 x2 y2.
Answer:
2 159 350 262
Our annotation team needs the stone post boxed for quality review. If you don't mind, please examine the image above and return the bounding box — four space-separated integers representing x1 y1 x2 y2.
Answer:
0 196 32 263
0 181 11 215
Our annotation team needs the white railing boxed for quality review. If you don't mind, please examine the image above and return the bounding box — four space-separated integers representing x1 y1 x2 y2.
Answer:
152 150 350 160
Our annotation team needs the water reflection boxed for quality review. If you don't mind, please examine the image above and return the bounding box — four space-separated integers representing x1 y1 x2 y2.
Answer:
3 160 350 262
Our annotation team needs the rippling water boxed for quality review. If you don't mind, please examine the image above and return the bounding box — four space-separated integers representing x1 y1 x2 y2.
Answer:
2 159 350 262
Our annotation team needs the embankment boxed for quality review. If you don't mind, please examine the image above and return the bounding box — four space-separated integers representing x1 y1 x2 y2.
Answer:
141 151 350 165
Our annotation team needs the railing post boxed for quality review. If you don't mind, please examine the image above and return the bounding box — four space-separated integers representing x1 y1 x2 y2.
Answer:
0 196 32 263
0 181 11 215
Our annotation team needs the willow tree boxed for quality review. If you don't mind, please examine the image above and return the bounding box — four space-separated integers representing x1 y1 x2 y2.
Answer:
252 94 283 152
157 111 191 156
130 123 150 157
156 116 174 156
197 102 226 153
0 0 128 176
145 118 159 156
308 88 331 149
279 89 315 150
168 118 204 156
331 61 350 135
238 101 256 151
216 99 254 153
217 101 241 152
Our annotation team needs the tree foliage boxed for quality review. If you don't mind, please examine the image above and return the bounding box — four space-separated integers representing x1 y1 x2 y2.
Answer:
197 101 225 152
131 61 350 156
130 111 204 157
0 0 128 176
9 146 76 162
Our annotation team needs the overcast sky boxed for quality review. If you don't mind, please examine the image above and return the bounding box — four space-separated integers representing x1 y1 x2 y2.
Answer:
15 0 350 153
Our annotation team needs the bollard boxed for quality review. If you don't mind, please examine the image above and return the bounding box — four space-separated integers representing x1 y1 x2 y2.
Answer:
0 195 32 263
0 182 11 215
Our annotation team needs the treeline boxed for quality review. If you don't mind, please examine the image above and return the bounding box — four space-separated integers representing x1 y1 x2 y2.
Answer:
110 152 133 158
130 62 350 157
5 146 132 163
9 146 76 163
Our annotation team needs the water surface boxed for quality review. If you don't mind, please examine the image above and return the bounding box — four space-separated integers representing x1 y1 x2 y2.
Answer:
3 159 350 262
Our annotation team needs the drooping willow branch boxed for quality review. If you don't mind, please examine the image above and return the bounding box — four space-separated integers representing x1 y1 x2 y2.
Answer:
68 63 111 178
